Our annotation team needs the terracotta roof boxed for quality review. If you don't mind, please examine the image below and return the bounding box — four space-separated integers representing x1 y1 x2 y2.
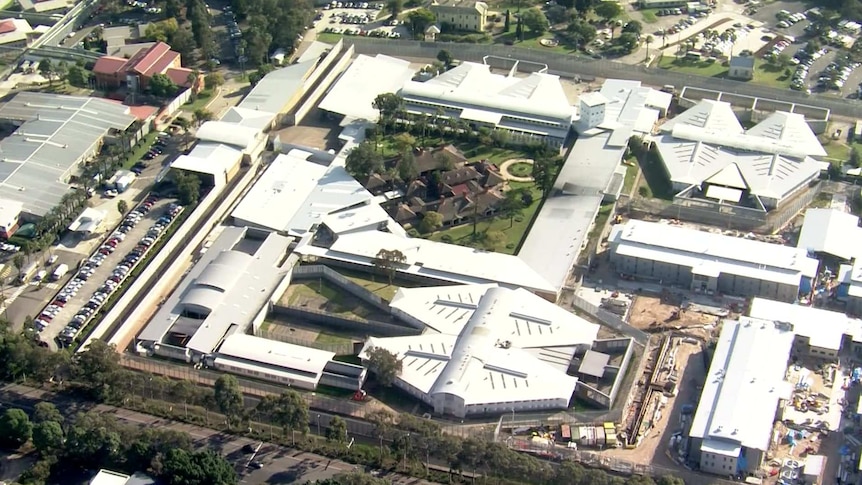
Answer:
442 166 480 186
414 144 467 174
451 183 470 197
165 66 195 87
93 56 130 75
131 42 176 76
0 20 17 34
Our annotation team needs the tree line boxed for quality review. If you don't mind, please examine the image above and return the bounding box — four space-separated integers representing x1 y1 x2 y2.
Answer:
228 0 315 67
0 322 690 485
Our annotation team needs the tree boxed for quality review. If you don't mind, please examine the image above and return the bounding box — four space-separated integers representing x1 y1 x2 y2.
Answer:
407 8 436 36
397 151 419 183
12 253 24 276
271 391 308 443
372 93 404 133
504 9 511 31
149 73 178 97
545 5 569 24
364 346 402 386
520 8 549 34
326 416 348 443
387 0 403 17
615 31 640 54
656 476 685 485
594 1 621 22
436 49 454 68
483 230 506 249
645 35 654 60
852 145 862 167
622 19 642 35
392 132 417 153
71 340 120 400
38 59 53 85
214 375 244 428
419 210 443 233
532 158 557 197
174 170 202 205
33 403 63 424
515 16 523 41
161 448 238 485
345 142 384 181
501 189 526 227
66 64 88 87
117 199 128 216
205 72 225 89
0 408 32 449
566 18 597 46
372 248 407 284
32 420 64 455
193 108 214 126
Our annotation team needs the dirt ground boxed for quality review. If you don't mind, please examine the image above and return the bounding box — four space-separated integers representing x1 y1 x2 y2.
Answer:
629 295 720 336
605 337 707 469
273 110 342 151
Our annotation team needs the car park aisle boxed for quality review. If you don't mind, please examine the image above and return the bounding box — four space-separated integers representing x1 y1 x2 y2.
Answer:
36 196 180 350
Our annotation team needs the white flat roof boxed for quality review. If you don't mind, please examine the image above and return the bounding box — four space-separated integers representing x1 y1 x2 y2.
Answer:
216 334 335 387
171 143 242 178
196 121 261 151
361 285 597 407
610 220 819 287
90 470 131 485
749 297 862 351
689 318 794 454
797 208 862 260
318 54 414 122
299 228 556 294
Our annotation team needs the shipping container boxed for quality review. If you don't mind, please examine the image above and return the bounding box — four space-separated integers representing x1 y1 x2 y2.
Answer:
561 424 571 441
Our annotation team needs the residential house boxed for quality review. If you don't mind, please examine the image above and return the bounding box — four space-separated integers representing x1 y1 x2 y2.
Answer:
430 0 489 32
728 56 755 80
92 42 203 93
0 19 39 48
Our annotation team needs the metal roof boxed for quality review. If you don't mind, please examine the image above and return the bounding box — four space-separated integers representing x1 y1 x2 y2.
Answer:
796 208 862 260
195 121 261 151
361 285 598 408
138 227 292 354
0 92 136 216
749 297 862 352
237 58 318 115
319 54 414 122
216 334 335 388
689 318 794 454
609 220 819 286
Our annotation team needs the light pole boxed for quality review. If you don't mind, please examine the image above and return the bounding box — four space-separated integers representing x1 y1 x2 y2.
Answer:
511 407 515 436
316 414 321 436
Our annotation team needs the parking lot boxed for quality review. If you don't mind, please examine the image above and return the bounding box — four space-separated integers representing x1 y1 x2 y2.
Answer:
315 2 408 39
35 197 183 350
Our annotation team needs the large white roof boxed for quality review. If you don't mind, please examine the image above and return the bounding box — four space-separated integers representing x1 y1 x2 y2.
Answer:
797 208 862 260
401 62 575 123
748 297 862 351
231 149 373 236
196 121 261 151
609 220 819 286
362 285 598 407
300 228 556 294
170 143 242 178
216 334 335 388
656 100 825 201
689 317 794 455
318 54 414 122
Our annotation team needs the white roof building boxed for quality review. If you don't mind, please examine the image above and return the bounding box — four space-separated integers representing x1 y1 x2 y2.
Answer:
230 149 374 237
796 208 862 260
318 53 414 122
519 79 670 292
214 334 336 389
360 284 599 417
749 297 862 353
689 318 794 467
0 19 36 46
609 219 819 288
68 208 106 234
170 143 243 187
654 100 825 206
196 121 264 153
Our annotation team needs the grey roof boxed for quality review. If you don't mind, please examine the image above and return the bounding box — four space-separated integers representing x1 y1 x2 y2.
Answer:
138 226 292 355
0 92 136 216
236 59 318 115
518 131 624 291
729 56 755 69
578 350 610 378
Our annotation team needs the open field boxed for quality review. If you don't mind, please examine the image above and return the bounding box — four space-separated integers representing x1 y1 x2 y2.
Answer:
657 56 727 77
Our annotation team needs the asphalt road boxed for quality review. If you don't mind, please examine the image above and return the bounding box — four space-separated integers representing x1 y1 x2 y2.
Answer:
0 384 444 485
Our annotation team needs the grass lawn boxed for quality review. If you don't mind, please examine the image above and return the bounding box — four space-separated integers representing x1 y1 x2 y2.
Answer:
810 191 834 209
622 161 638 195
338 268 403 301
316 32 344 44
121 131 159 169
508 161 533 178
427 183 543 254
499 32 577 54
822 139 851 163
657 55 727 77
639 8 659 23
288 280 374 319
637 150 674 200
315 331 355 345
752 59 792 89
182 89 214 113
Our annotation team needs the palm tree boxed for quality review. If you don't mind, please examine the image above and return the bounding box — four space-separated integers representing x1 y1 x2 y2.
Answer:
645 35 654 62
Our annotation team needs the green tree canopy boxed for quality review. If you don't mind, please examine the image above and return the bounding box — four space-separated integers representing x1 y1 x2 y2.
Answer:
345 142 384 181
520 8 550 34
0 408 32 449
407 8 436 35
325 416 349 443
32 420 64 455
594 1 622 22
213 375 244 427
162 448 238 485
419 210 443 234
364 346 402 386
149 73 178 97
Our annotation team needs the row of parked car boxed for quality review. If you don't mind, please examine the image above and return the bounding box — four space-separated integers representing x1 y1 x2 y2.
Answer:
321 27 400 38
324 1 384 9
1 243 20 253
816 61 860 91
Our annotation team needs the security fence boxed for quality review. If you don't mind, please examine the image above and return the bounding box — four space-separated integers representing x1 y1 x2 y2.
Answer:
256 325 355 355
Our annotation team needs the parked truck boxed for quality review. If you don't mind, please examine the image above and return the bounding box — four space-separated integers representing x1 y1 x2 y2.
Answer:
51 263 69 281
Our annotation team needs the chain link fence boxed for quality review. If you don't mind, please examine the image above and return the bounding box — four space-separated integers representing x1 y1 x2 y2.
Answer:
256 326 355 355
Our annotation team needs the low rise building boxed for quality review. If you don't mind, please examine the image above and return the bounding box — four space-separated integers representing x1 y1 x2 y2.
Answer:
360 284 599 417
728 56 755 80
92 42 202 93
608 220 818 301
797 208 862 260
0 19 39 48
839 260 862 315
688 317 795 476
430 0 489 32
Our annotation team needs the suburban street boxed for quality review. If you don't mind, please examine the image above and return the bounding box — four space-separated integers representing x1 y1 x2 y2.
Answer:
0 384 443 485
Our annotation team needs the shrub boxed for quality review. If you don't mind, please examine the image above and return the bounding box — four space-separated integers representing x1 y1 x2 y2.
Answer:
506 243 515 249
407 228 419 237
441 234 453 243
514 216 524 223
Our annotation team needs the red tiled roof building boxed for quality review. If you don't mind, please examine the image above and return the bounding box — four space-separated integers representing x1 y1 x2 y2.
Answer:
92 41 202 93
